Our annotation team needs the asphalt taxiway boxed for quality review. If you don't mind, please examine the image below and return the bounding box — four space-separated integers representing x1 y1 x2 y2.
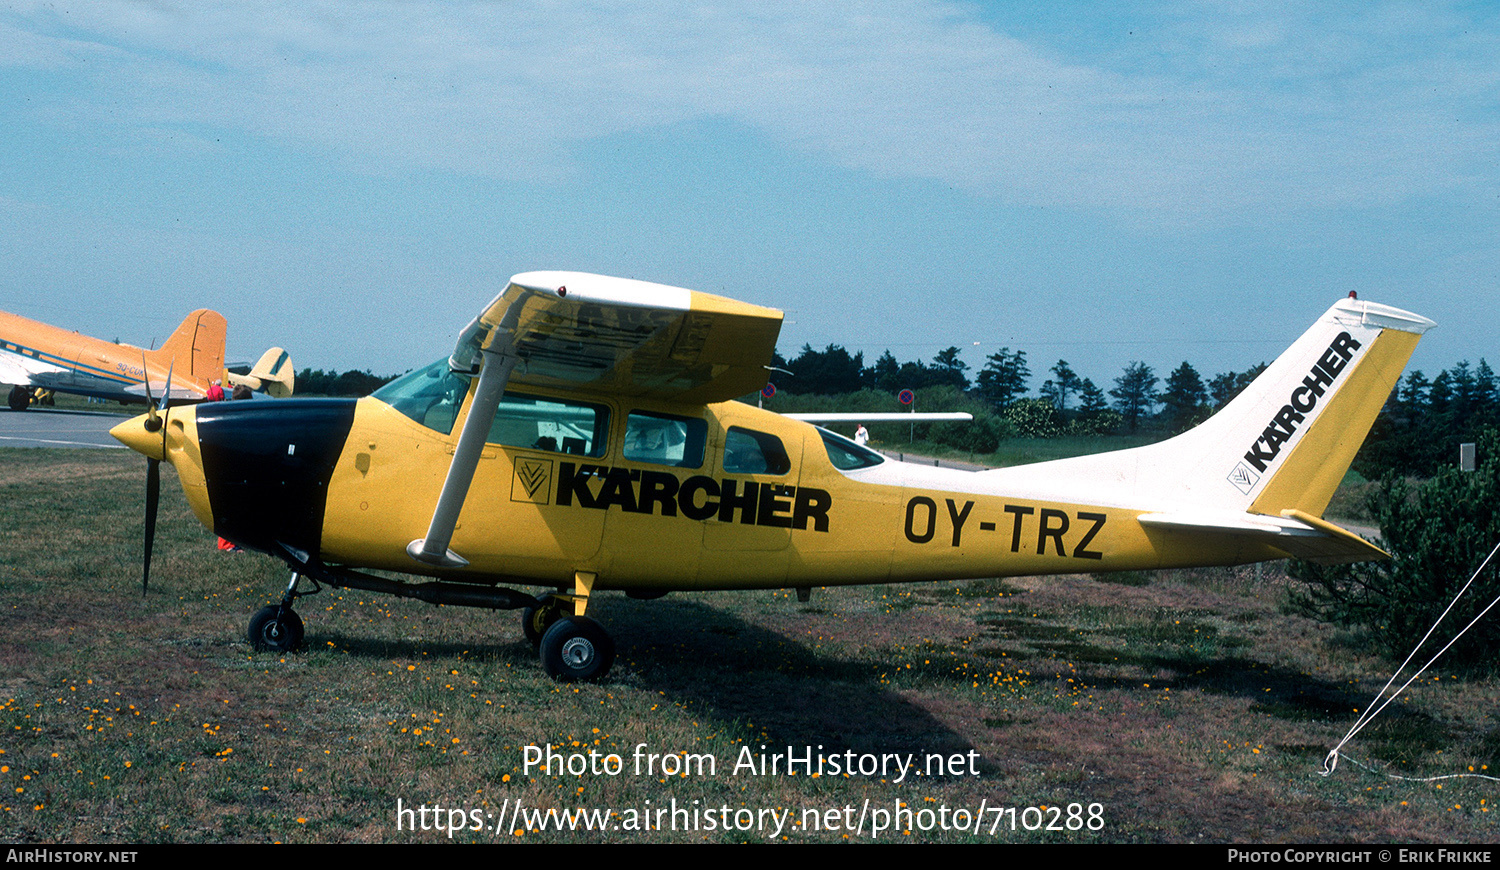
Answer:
0 407 131 449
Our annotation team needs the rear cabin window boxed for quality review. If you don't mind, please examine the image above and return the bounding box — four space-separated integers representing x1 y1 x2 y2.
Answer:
723 427 791 476
818 427 885 470
624 411 707 468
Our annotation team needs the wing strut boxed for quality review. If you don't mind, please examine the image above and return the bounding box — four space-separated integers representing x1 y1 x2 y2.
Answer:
406 346 519 569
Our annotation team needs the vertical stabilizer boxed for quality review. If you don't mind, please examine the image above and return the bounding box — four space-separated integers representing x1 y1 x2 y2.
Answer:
987 296 1434 520
227 347 296 397
151 310 227 384
1240 300 1432 516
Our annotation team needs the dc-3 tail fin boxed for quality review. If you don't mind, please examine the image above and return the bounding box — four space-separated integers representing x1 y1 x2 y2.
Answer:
989 295 1434 563
227 347 296 397
150 310 227 384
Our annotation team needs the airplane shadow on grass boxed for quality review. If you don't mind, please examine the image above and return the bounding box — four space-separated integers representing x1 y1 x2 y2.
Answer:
609 596 981 759
318 593 981 764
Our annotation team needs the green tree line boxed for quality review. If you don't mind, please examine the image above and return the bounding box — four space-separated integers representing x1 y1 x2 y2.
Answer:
1357 361 1499 477
295 368 399 397
770 343 1495 473
769 342 1273 452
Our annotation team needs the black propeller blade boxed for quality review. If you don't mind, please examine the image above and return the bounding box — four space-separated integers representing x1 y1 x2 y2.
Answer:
138 355 173 595
143 457 159 595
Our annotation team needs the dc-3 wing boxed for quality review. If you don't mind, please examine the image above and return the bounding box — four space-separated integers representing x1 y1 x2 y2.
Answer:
0 353 44 386
409 271 784 567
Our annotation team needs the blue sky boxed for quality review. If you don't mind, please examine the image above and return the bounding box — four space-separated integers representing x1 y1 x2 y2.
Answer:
1 2 1495 395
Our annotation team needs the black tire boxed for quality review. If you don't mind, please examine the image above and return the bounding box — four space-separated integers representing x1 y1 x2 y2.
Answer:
248 605 304 653
539 616 614 682
521 593 563 647
7 386 29 412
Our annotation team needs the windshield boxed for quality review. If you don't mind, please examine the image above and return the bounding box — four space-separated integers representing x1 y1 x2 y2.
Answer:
372 358 469 435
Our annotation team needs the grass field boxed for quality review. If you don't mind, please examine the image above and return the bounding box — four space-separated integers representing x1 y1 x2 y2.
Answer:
18 392 138 415
1 448 1496 843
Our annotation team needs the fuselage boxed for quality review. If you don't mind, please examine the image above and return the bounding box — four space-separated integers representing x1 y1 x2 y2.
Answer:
102 276 1430 678
117 362 1289 594
0 308 218 404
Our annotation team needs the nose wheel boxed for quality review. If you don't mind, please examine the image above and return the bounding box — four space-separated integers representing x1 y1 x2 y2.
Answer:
248 571 315 653
241 569 614 678
249 605 304 652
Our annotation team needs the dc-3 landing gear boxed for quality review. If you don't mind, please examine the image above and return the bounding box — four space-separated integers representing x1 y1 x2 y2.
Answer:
246 569 616 682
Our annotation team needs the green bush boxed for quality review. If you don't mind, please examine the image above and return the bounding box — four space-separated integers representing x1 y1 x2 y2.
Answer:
1004 398 1061 438
1069 408 1122 436
1288 428 1500 665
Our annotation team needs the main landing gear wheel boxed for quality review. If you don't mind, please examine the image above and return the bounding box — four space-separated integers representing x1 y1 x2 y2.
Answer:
248 606 304 653
7 386 29 412
539 616 615 682
522 593 564 647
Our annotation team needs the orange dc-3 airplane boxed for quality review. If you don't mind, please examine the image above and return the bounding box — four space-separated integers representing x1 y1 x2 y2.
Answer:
0 307 295 411
111 271 1433 681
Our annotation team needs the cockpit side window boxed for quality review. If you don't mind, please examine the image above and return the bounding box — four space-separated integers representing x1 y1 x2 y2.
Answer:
373 359 610 456
624 411 707 468
488 393 609 457
723 427 791 476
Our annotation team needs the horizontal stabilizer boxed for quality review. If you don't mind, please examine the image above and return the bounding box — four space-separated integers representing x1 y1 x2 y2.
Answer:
228 347 295 397
123 380 206 403
1138 510 1388 564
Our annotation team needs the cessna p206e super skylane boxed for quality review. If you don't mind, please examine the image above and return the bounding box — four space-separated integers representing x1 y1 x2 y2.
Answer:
111 271 1433 681
0 307 294 411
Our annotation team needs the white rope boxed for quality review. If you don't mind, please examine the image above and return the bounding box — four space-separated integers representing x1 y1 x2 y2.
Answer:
1321 537 1500 779
1331 749 1500 785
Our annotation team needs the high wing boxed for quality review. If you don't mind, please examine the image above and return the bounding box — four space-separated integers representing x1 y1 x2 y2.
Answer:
410 271 784 567
450 271 782 405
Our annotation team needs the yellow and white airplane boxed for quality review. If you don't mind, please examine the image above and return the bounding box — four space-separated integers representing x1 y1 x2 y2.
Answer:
0 307 295 411
111 271 1433 681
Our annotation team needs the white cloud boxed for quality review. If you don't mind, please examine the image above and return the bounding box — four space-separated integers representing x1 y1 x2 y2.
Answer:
3 1 1497 220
